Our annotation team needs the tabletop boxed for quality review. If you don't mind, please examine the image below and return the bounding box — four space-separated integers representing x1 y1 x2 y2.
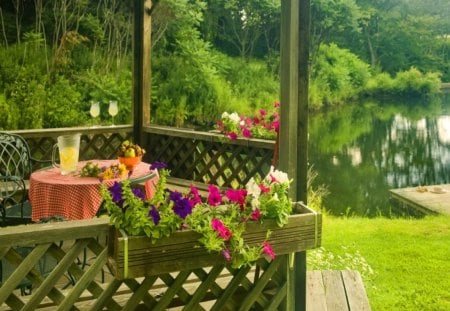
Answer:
29 160 158 221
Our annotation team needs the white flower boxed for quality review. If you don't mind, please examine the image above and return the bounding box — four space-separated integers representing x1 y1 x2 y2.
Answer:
251 197 260 209
239 120 245 126
221 111 230 119
246 177 261 198
229 112 240 124
266 166 290 184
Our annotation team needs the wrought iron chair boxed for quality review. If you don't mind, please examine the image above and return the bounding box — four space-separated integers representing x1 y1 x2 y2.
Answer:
0 132 50 226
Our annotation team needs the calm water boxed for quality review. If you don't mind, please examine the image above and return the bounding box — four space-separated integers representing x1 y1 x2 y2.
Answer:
309 94 450 217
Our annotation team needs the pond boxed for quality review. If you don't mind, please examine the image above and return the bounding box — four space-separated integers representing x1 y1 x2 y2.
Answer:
309 93 450 217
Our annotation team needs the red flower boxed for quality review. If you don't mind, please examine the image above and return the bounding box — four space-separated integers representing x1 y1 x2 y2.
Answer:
259 184 270 193
274 101 280 108
251 208 261 221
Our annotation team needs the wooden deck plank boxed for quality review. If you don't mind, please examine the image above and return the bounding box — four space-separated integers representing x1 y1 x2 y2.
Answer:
390 184 450 215
341 270 371 311
322 270 350 311
306 270 327 311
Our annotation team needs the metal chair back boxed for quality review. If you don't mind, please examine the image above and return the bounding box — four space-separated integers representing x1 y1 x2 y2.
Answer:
0 132 34 226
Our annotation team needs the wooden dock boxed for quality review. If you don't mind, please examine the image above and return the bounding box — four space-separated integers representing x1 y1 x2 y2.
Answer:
389 184 450 215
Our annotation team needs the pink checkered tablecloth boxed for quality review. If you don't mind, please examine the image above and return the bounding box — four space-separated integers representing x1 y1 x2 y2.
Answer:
30 160 158 221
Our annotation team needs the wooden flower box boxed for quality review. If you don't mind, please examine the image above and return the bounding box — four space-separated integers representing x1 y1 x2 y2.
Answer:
107 202 321 279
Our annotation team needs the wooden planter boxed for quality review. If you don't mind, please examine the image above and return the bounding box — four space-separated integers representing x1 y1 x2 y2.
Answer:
107 202 321 279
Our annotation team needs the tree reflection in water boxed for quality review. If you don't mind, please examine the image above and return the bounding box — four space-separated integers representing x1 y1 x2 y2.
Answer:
309 95 450 217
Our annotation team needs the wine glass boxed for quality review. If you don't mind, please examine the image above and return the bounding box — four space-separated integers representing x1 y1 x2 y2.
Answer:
108 100 119 126
89 101 100 127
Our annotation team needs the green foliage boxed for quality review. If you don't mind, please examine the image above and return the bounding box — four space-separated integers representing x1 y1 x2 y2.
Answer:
310 43 371 107
365 67 442 98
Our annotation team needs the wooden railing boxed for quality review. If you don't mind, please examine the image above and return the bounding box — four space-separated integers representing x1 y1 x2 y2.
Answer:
10 125 275 188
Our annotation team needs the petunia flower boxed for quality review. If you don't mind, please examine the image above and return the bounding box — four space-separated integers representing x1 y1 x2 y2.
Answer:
109 182 124 207
169 190 183 202
242 127 252 138
173 197 193 219
188 185 202 206
262 241 276 260
251 208 261 221
259 109 267 116
150 161 168 170
132 187 145 200
211 218 232 240
148 204 160 225
226 189 247 207
259 183 271 193
274 101 280 108
207 185 222 206
228 132 238 140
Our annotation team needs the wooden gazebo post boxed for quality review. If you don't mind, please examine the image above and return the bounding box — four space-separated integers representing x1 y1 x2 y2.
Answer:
132 0 152 145
279 0 310 310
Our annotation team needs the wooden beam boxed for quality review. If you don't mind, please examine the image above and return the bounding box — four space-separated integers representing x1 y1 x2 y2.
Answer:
280 0 310 310
132 0 152 144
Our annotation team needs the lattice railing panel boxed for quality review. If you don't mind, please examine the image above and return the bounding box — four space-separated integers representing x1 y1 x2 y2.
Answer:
146 128 274 188
100 257 288 311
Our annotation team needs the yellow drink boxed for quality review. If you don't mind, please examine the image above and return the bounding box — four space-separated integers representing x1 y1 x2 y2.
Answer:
59 146 79 175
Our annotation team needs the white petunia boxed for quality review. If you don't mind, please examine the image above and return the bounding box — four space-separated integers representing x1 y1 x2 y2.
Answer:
266 165 290 184
229 112 240 124
246 177 261 198
221 111 230 119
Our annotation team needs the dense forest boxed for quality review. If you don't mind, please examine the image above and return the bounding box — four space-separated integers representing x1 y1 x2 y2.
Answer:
0 0 448 130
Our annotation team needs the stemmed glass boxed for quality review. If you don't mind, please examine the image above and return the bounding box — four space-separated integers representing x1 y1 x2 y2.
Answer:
89 101 100 127
108 100 119 126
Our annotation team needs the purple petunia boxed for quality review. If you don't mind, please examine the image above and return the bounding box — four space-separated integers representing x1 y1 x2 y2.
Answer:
173 197 193 219
109 182 124 207
169 190 183 202
148 204 160 225
150 161 168 170
132 187 146 200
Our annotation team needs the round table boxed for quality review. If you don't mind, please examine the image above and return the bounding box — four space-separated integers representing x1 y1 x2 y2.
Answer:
29 160 158 221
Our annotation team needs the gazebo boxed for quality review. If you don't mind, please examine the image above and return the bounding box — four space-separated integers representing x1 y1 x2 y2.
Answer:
0 1 326 310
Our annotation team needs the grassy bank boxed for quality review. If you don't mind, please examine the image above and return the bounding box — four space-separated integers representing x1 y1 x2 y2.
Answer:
307 215 450 311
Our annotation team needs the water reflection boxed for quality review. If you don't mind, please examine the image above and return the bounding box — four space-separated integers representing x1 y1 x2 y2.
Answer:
309 95 450 217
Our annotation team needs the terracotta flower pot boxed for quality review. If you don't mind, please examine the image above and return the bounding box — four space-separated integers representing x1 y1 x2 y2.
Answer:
118 155 142 171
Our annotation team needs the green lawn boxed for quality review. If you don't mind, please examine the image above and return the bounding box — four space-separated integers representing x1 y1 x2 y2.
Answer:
307 215 450 311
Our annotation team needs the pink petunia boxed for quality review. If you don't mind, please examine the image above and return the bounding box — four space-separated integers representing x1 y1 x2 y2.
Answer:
228 132 238 140
188 185 202 206
253 116 260 124
272 121 280 133
211 218 232 240
226 189 247 207
251 208 261 221
242 127 252 138
207 185 222 206
259 109 267 116
274 101 280 108
262 241 276 260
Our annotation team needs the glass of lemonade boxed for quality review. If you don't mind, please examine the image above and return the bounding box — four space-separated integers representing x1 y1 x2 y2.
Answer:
52 134 81 175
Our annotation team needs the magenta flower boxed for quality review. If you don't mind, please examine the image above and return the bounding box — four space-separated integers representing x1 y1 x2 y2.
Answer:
274 101 280 108
207 185 222 206
272 121 280 133
251 208 261 221
253 116 260 124
228 132 238 140
226 189 247 207
211 218 232 240
259 109 267 116
188 185 202 206
242 127 252 138
262 241 276 260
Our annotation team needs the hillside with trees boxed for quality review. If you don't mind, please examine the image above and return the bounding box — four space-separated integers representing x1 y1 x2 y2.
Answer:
0 0 448 130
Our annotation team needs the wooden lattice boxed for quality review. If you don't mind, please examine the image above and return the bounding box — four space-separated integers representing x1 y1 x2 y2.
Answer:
145 126 275 188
